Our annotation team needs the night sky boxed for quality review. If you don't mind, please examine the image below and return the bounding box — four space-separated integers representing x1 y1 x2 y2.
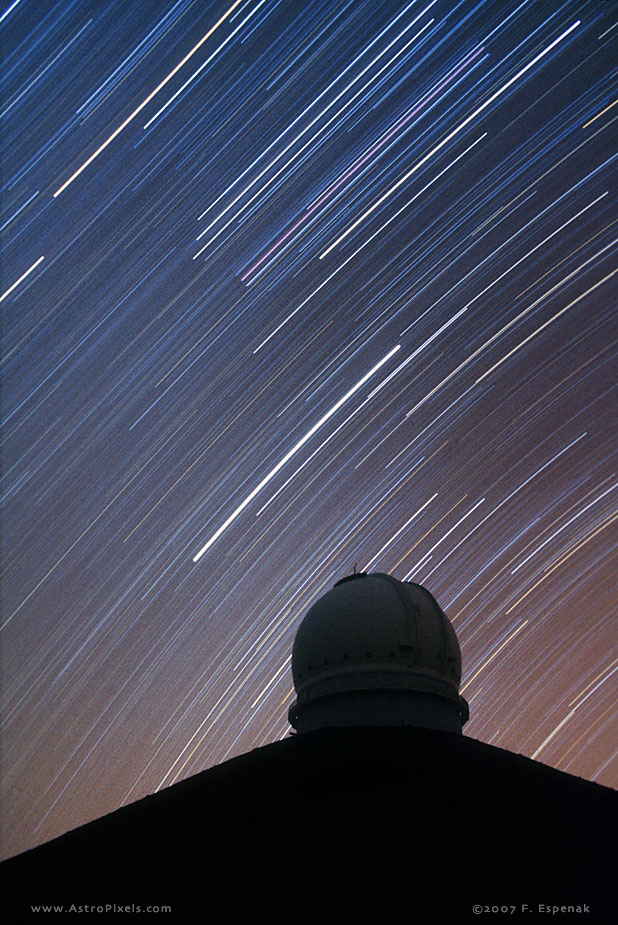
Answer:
2 0 617 860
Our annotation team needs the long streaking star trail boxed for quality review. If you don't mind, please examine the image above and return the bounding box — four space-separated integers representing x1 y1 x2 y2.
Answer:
52 0 243 197
192 344 401 561
320 19 581 258
0 255 44 303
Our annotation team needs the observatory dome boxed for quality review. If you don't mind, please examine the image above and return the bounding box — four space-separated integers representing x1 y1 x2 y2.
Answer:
288 572 469 734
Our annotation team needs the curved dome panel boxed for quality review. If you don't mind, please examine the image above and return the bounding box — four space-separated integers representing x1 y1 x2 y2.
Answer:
288 572 468 734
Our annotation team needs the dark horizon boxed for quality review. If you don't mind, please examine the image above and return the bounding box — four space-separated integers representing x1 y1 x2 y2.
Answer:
2 726 616 917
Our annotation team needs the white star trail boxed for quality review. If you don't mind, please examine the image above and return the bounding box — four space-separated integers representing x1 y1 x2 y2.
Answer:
192 344 401 561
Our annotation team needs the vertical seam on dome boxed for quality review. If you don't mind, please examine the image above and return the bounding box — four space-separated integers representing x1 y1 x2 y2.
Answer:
373 573 417 665
416 583 448 671
436 596 448 672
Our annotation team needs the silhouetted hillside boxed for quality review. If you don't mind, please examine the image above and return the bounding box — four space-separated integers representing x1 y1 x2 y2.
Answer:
2 728 616 918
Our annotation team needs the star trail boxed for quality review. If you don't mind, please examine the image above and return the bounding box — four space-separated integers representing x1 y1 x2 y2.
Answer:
1 0 617 859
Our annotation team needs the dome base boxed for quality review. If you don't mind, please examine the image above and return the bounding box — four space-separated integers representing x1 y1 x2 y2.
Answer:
289 688 468 734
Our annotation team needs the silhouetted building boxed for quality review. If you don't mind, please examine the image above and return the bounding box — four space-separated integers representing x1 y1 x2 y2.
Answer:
2 574 616 918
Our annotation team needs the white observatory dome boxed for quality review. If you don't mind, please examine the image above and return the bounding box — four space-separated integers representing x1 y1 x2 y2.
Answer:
288 572 469 734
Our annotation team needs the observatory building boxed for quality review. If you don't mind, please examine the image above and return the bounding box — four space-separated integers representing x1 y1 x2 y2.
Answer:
2 572 616 917
287 571 469 734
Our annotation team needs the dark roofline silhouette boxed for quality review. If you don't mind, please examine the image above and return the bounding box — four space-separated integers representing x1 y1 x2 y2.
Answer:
2 574 616 917
2 726 616 917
